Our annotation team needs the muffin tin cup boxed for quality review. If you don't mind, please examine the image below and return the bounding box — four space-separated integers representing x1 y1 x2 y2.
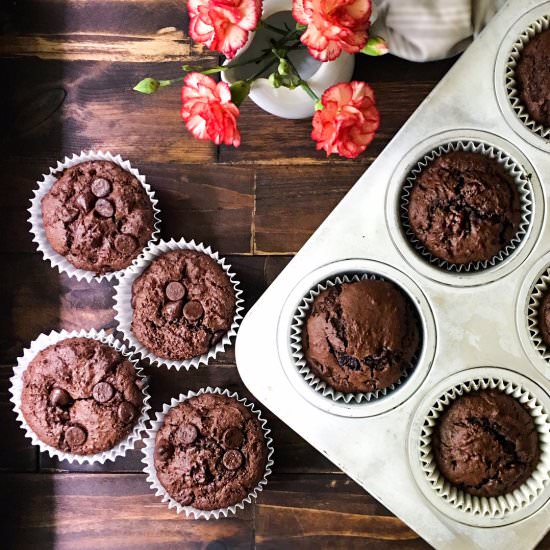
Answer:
399 140 533 273
113 238 244 370
28 150 161 283
9 328 151 465
526 265 550 364
290 273 421 404
505 15 550 141
409 368 550 527
141 387 274 519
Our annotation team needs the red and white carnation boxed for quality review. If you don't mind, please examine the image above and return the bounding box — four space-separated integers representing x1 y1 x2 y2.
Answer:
311 80 379 158
188 0 262 59
180 72 241 147
293 0 371 61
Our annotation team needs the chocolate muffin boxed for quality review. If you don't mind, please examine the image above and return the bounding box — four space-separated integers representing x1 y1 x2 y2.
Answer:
154 393 268 510
21 337 143 455
432 389 539 498
302 279 420 394
407 151 521 265
131 249 236 361
516 28 550 127
537 290 550 347
41 160 155 274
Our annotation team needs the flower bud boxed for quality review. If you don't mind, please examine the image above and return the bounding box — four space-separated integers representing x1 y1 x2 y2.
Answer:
133 77 161 94
269 73 282 89
277 59 291 76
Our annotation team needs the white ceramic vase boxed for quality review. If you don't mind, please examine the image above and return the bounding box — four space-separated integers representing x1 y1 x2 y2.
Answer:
221 0 356 119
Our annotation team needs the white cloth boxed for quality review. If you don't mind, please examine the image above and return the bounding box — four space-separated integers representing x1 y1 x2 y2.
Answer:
372 0 507 62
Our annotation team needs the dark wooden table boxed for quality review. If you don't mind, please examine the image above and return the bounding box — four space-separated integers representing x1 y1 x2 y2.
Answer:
2 1 549 549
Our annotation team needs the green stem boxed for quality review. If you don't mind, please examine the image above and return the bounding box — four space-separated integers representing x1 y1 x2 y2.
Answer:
285 56 319 101
247 59 277 82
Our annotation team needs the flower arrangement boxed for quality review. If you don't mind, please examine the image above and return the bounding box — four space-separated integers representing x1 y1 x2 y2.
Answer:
134 0 387 159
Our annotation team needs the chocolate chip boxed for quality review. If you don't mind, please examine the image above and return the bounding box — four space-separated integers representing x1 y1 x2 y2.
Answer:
179 490 195 506
75 192 95 212
163 300 183 322
183 301 204 322
49 387 72 408
60 206 79 223
92 381 115 403
210 330 226 346
178 423 198 445
91 177 112 197
165 281 186 302
222 449 243 470
65 425 87 447
114 234 138 254
117 401 137 423
222 427 244 449
94 198 114 218
155 439 174 461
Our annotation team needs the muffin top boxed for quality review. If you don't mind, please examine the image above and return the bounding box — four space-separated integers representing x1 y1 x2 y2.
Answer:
41 160 154 274
21 337 143 455
537 290 550 347
432 389 539 498
516 28 550 127
302 279 419 394
131 250 236 361
407 151 521 265
154 393 268 510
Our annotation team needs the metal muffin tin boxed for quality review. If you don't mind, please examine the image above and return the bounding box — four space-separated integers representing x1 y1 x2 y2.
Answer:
236 1 550 548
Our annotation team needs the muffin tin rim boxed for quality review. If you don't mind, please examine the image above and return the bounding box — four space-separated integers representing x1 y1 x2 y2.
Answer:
494 2 550 151
384 128 544 288
276 258 437 418
407 366 550 528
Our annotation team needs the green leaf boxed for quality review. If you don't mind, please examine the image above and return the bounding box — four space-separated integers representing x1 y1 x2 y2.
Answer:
133 77 161 94
361 36 389 56
230 80 251 106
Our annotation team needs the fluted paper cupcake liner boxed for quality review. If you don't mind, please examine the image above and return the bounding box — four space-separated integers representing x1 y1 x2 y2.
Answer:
527 265 550 364
417 375 550 520
505 15 550 140
142 387 274 519
29 150 161 282
113 238 244 370
9 328 151 465
399 140 532 273
290 273 422 404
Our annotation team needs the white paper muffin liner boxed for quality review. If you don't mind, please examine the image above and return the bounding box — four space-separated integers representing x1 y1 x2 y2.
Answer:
527 265 550 364
29 150 161 282
9 328 151 465
505 15 550 140
290 273 422 404
399 140 532 273
142 387 274 519
417 375 550 520
113 238 244 370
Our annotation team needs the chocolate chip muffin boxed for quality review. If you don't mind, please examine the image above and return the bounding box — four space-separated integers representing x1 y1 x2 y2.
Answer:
154 393 268 510
537 290 550 347
131 249 236 361
516 28 550 127
20 337 143 455
302 279 420 394
432 389 539 498
41 160 155 274
407 151 521 265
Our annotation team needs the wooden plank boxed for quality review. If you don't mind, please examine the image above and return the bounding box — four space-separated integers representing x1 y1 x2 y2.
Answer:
254 164 367 254
3 59 215 164
0 366 37 472
0 473 254 549
256 474 428 549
